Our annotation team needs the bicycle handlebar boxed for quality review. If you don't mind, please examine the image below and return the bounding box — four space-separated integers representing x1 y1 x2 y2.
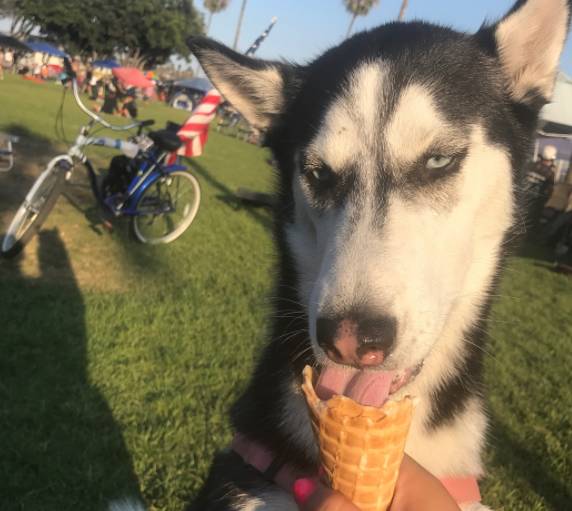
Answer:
62 57 152 133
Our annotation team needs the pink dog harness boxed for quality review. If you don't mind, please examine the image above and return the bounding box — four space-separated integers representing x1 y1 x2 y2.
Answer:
232 433 481 505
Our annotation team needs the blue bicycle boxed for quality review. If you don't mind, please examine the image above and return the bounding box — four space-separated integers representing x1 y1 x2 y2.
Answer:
1 59 201 257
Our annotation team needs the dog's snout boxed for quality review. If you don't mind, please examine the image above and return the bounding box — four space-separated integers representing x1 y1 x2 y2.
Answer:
316 313 396 367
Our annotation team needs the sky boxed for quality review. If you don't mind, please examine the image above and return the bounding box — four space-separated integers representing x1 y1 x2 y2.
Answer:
0 1 570 75
196 0 572 76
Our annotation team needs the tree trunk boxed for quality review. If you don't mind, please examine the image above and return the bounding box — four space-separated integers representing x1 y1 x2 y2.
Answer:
233 0 248 50
398 0 409 21
346 12 358 38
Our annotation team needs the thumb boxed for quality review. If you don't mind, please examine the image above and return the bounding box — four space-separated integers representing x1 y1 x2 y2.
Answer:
293 478 360 511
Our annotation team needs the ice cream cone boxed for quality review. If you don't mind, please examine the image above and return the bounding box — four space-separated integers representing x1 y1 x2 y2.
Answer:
302 365 413 511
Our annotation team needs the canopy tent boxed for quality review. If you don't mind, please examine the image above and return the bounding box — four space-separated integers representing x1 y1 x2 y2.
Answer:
535 73 572 181
93 59 120 69
25 40 67 58
173 77 213 93
540 72 572 137
112 67 154 89
0 33 29 52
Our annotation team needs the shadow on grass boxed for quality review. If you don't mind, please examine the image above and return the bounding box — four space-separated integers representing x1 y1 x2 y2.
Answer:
517 239 556 265
488 417 570 510
187 158 273 232
0 228 140 510
516 238 572 275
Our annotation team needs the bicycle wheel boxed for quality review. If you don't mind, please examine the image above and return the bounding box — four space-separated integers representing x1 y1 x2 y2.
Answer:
131 170 201 244
1 158 68 257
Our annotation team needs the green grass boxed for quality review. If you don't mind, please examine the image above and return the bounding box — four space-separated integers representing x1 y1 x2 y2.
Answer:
0 73 570 511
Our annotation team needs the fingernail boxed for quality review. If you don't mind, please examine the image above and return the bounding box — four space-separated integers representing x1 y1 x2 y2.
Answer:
292 477 318 505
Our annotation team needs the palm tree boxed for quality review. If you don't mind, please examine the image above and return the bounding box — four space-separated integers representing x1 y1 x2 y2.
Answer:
203 0 230 35
343 0 380 38
398 0 409 21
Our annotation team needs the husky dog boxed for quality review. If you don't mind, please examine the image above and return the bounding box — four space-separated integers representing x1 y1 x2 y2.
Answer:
114 1 571 510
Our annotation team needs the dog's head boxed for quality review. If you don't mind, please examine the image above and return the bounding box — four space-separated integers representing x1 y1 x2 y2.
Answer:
191 0 570 376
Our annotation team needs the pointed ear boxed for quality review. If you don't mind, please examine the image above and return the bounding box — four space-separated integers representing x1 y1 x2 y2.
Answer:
188 37 298 129
490 0 571 105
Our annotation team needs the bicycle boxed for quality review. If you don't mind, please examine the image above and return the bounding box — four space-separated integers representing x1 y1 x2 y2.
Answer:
1 58 201 258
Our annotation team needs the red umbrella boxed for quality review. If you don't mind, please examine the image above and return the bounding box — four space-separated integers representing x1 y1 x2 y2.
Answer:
112 67 154 89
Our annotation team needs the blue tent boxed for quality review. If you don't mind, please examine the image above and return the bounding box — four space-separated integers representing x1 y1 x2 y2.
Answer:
173 77 213 93
0 33 29 52
25 40 67 58
93 59 120 69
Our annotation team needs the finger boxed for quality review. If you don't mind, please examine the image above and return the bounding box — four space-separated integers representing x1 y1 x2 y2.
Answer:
293 478 360 511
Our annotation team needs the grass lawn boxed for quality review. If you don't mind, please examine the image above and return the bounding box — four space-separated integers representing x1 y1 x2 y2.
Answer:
0 73 570 511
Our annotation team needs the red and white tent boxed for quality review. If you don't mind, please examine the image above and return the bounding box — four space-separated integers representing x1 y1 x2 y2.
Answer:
170 88 222 160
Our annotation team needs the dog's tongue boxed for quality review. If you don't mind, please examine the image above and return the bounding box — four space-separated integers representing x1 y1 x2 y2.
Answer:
316 366 395 407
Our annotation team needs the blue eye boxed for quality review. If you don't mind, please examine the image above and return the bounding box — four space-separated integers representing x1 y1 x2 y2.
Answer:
426 155 452 170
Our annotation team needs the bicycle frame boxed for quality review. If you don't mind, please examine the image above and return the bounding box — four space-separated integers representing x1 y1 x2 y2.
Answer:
0 134 18 172
60 66 186 217
103 148 187 216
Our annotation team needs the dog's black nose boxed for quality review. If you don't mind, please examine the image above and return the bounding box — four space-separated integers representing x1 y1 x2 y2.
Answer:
316 313 397 367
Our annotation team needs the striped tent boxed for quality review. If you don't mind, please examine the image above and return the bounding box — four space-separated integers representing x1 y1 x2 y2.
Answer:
170 88 222 161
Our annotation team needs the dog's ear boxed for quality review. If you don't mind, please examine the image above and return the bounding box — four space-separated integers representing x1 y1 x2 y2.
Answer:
188 37 299 129
480 0 571 106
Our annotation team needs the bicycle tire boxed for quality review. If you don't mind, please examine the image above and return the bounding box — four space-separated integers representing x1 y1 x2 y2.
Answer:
131 170 201 244
1 159 68 257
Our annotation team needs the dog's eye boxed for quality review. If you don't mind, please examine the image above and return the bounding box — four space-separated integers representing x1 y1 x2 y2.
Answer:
306 165 335 184
425 155 453 170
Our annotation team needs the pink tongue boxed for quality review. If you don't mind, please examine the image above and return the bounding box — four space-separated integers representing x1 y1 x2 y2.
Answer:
316 366 395 407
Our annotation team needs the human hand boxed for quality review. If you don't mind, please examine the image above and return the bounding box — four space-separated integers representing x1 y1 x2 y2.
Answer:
293 478 360 511
293 455 460 511
390 455 461 511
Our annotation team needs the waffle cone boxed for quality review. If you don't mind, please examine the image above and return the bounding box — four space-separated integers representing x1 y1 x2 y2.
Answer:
301 366 413 511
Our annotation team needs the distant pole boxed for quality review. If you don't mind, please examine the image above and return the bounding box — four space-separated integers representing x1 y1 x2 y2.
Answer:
346 11 358 38
233 0 248 50
398 0 409 21
206 11 214 35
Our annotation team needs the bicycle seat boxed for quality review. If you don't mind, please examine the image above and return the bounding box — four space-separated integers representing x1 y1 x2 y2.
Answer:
148 130 183 152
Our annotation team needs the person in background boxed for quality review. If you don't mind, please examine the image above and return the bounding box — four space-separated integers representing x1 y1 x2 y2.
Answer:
120 88 138 119
99 77 119 115
84 63 93 95
0 48 4 80
524 145 557 233
32 61 42 79
4 48 13 74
